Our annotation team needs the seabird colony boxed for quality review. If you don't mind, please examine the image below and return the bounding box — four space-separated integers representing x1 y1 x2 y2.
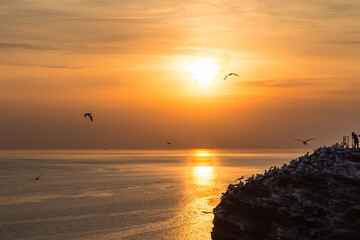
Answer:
212 143 360 239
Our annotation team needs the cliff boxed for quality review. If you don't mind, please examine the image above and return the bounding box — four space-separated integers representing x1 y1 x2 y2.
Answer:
212 145 360 240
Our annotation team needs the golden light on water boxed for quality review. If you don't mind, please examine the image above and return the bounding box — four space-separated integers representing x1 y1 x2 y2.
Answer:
195 151 212 157
192 166 215 186
190 150 216 186
188 58 219 87
177 149 218 240
192 149 215 159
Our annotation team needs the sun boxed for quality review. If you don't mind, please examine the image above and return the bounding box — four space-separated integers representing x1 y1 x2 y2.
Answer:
188 57 219 87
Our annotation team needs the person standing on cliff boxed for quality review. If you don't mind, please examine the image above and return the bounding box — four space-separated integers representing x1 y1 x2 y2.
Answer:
352 132 359 148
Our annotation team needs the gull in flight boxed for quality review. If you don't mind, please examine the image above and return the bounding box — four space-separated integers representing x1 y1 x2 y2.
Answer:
32 173 43 181
84 113 93 121
295 138 314 145
235 176 244 182
224 73 239 80
201 210 222 214
166 141 172 145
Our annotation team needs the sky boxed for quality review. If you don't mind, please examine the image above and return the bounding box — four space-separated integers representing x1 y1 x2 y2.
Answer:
1 0 360 149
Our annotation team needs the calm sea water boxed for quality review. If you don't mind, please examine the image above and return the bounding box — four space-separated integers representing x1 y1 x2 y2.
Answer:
0 149 306 240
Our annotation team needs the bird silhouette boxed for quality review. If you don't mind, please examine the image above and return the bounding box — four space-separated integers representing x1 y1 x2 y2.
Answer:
235 176 244 182
224 73 239 80
202 210 221 214
166 141 172 144
295 138 314 145
84 113 93 121
32 173 43 181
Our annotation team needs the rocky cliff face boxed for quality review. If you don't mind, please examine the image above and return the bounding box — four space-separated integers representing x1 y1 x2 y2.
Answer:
212 145 360 240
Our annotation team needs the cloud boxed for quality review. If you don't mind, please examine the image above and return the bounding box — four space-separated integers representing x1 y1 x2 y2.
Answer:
0 42 68 51
240 77 335 88
42 65 81 69
330 40 360 45
241 79 313 88
0 41 207 56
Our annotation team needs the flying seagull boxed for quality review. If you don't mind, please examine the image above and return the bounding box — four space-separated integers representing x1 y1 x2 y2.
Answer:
202 210 222 214
32 173 43 181
235 176 245 182
84 113 93 121
224 73 239 80
201 211 213 214
295 138 314 145
166 141 172 144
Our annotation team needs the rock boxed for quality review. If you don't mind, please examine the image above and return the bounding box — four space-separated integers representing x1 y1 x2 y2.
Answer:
344 206 360 222
212 144 360 240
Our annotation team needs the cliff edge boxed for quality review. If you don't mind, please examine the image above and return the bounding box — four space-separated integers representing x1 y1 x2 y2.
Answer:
212 145 360 240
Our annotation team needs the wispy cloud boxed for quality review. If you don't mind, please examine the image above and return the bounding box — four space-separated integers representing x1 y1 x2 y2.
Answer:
239 77 346 88
0 42 68 51
330 40 360 45
42 65 81 69
241 79 318 88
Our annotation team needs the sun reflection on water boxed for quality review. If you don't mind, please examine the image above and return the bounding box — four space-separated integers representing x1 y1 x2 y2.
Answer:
195 151 212 157
190 150 216 186
192 166 214 186
175 149 219 239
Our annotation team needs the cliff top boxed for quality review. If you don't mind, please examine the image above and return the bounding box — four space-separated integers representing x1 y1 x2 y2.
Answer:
212 144 360 240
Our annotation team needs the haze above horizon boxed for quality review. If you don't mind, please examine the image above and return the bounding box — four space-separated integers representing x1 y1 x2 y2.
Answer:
1 0 360 149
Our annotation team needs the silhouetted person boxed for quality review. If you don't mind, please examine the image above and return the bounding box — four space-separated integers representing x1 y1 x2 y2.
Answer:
352 132 359 148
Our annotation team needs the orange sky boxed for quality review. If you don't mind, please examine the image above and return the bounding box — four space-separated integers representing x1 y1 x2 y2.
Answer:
1 0 360 149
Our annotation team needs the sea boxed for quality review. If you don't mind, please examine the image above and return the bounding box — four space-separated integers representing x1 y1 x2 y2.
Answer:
0 149 306 240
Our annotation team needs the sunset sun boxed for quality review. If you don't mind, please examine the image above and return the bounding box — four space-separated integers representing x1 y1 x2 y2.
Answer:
188 58 219 87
